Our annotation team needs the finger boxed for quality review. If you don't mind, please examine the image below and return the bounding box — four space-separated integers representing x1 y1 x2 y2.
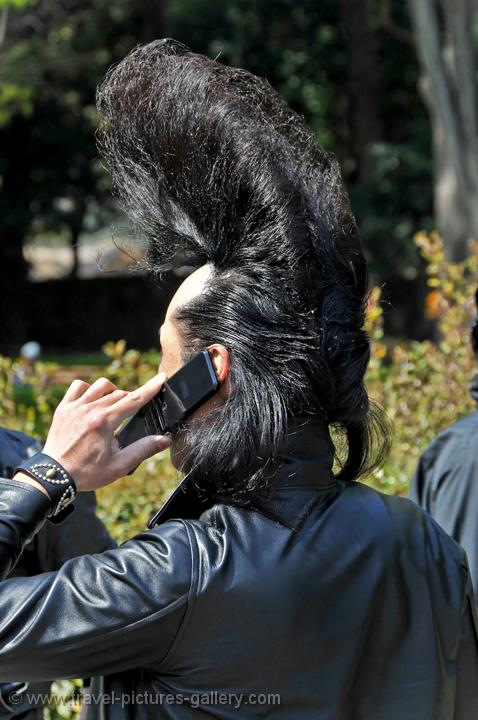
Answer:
62 379 90 402
113 434 171 476
106 372 167 428
96 388 130 407
81 377 118 402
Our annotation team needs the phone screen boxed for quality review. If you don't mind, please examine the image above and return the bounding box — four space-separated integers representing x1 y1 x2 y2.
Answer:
116 349 219 452
155 350 219 429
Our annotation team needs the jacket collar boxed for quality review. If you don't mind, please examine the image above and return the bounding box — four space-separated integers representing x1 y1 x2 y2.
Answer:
247 415 337 531
148 414 337 529
273 414 336 490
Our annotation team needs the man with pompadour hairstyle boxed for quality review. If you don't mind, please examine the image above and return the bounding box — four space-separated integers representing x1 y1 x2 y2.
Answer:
0 39 476 720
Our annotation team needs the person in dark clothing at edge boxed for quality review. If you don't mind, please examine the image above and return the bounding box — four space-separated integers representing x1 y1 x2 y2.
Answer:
0 39 477 720
410 288 478 598
0 428 115 720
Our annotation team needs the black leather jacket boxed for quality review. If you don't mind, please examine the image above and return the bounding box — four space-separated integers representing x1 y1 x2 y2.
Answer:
0 428 115 719
0 416 477 719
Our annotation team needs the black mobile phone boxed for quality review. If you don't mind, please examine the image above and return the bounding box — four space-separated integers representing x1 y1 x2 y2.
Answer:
115 349 220 450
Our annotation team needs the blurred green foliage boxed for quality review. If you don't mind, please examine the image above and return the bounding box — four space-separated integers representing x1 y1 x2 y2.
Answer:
365 232 477 494
0 0 34 9
43 679 83 720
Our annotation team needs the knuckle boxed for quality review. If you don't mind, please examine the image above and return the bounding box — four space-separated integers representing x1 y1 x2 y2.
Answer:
96 377 116 390
114 389 129 400
53 404 65 419
128 391 142 403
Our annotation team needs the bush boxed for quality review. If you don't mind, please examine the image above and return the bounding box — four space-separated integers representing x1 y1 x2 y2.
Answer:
365 232 477 494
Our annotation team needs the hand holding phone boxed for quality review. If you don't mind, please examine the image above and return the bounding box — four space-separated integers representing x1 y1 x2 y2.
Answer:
39 372 171 491
115 349 220 451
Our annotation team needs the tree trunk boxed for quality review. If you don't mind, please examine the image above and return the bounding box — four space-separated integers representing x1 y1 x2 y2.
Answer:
0 116 32 348
135 0 167 43
67 195 86 279
0 229 29 348
408 0 478 260
339 0 383 183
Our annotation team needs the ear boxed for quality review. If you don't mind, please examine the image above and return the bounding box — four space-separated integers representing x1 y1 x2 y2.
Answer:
208 344 230 384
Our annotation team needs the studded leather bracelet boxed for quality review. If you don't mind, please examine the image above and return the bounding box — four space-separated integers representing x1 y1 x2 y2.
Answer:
14 452 77 525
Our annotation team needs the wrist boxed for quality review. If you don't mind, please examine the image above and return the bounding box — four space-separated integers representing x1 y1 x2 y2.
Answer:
14 453 77 524
13 472 52 500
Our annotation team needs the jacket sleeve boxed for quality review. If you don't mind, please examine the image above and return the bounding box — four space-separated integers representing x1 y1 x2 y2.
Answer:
0 478 194 682
410 434 478 599
0 427 117 572
28 491 118 572
454 570 478 718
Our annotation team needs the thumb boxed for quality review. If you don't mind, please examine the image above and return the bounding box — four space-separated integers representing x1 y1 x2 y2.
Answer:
116 434 172 476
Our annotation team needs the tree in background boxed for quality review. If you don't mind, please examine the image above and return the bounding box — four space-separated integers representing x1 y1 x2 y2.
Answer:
0 0 168 343
0 0 443 343
408 0 478 260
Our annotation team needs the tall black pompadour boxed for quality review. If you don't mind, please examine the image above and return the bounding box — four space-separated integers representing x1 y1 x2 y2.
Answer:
96 38 390 503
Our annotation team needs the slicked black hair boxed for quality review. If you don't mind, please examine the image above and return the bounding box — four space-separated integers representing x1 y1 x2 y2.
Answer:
96 38 390 503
